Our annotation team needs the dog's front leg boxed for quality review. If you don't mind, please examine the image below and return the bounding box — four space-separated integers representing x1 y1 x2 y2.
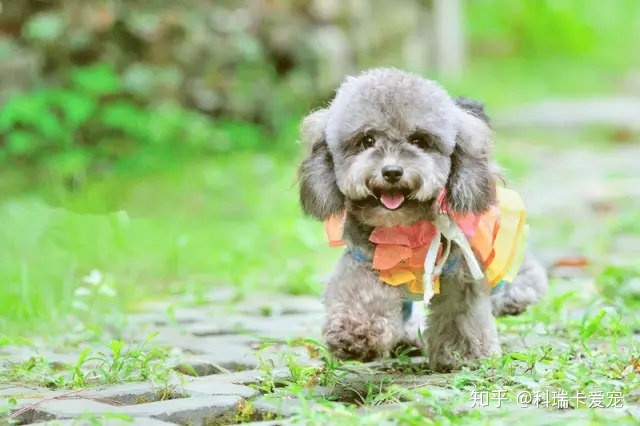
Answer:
426 272 501 372
322 252 405 361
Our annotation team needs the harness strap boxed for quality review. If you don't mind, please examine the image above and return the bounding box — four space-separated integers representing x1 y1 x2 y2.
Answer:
422 229 442 305
420 214 485 306
435 213 484 280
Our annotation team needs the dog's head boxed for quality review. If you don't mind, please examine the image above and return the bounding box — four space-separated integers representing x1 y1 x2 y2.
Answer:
299 68 496 227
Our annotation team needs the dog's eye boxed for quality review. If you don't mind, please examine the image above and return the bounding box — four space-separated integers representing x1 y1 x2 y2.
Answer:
409 133 438 151
359 133 376 149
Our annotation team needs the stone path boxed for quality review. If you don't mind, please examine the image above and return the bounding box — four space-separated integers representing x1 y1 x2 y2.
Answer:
2 142 640 425
1 291 327 425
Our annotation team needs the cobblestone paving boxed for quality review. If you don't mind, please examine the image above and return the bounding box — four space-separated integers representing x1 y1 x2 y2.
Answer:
1 291 326 425
2 144 640 425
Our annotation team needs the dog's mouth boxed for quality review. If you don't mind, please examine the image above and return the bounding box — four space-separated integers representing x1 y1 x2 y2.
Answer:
369 186 412 210
379 191 405 210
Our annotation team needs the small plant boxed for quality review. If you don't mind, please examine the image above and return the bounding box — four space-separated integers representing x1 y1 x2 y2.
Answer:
77 333 174 387
234 399 257 423
71 269 117 316
0 396 19 425
254 353 277 394
0 356 66 389
0 333 175 390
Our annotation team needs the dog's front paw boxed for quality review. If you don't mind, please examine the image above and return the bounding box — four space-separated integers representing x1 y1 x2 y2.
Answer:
427 301 502 373
428 339 502 373
323 312 395 362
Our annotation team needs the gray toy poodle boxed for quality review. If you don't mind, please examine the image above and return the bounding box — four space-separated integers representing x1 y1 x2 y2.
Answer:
298 68 548 372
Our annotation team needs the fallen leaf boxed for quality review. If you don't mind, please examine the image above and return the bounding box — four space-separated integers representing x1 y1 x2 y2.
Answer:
305 344 320 358
554 256 590 268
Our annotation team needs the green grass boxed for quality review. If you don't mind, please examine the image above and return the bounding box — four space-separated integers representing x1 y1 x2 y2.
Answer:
3 0 640 335
442 0 640 107
0 334 174 391
0 145 341 334
250 270 640 425
1 127 638 335
1 99 639 426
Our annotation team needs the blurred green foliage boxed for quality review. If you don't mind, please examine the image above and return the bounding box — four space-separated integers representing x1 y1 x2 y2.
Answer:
0 154 335 333
0 0 320 128
0 0 637 180
467 0 640 62
1 1 639 334
0 64 272 182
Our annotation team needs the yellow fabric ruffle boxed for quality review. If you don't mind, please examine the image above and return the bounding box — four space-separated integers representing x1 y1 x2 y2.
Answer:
485 187 528 287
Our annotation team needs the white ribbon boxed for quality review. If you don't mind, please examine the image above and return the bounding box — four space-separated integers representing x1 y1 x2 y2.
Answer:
423 213 485 306
422 230 441 306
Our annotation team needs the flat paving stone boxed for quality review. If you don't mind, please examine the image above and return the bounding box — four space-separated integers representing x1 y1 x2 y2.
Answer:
13 398 122 423
187 320 253 337
119 395 242 425
29 418 179 425
160 333 256 351
82 382 185 405
173 344 259 371
0 384 57 398
197 368 290 386
236 294 324 316
253 395 318 418
145 307 212 326
183 379 258 398
173 358 227 376
246 315 324 341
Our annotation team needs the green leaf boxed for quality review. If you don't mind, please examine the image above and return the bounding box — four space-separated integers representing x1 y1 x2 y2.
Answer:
581 308 607 340
46 150 90 177
110 340 124 358
0 93 48 130
74 347 91 369
71 64 119 96
6 131 37 155
509 352 531 361
34 112 66 141
53 91 97 129
99 101 148 138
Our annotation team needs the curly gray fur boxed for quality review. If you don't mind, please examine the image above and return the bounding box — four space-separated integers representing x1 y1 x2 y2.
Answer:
298 68 548 372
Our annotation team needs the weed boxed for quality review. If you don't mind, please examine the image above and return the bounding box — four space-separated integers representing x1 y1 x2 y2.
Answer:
0 334 176 390
234 399 257 423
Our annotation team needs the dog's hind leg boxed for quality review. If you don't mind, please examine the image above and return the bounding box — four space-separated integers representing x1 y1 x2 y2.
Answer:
490 250 548 317
426 268 501 372
322 252 405 361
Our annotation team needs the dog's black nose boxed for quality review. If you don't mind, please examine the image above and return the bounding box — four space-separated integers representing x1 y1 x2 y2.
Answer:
381 165 403 183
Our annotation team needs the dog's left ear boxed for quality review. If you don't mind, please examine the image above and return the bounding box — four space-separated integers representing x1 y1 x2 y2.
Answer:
445 104 496 213
298 109 345 220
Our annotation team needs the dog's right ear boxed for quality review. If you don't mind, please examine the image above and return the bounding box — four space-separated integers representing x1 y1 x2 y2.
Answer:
298 109 345 220
445 105 496 214
454 97 490 126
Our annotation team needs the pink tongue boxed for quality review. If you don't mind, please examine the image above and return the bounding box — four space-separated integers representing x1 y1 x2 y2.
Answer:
380 192 405 210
